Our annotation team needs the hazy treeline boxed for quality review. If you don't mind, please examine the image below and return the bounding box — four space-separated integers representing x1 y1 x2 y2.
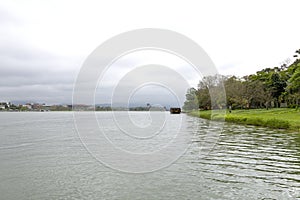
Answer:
183 49 300 110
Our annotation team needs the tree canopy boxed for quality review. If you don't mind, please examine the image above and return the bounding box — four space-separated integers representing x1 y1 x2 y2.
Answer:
183 49 300 110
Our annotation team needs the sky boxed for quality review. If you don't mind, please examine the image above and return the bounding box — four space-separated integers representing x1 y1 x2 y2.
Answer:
0 0 299 105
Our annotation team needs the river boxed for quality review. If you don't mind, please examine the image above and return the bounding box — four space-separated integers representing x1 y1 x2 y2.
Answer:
0 112 299 199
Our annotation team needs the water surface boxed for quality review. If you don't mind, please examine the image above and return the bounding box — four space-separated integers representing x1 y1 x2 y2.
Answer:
0 112 299 199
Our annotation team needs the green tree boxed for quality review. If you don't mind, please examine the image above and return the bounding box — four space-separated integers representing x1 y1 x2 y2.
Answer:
224 76 245 109
197 74 226 110
286 62 300 106
183 48 300 110
183 88 198 111
268 72 287 107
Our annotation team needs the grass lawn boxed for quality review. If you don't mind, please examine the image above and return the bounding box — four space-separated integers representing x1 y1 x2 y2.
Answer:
189 108 300 131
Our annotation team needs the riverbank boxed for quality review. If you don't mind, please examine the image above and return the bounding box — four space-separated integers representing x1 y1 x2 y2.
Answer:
188 108 300 131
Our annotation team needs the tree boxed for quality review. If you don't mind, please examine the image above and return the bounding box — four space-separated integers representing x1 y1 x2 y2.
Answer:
183 48 300 110
224 76 245 109
183 88 198 111
197 75 226 110
293 49 300 57
268 72 287 107
286 62 300 106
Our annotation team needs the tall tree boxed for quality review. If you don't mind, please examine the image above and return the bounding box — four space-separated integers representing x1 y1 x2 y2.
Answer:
183 88 198 110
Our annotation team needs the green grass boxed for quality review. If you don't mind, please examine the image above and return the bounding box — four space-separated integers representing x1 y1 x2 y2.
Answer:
189 108 300 131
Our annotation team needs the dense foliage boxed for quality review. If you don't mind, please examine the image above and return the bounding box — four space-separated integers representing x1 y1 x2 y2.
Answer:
183 49 300 110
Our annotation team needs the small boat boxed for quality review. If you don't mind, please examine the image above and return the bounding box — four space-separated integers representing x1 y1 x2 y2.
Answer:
170 107 181 114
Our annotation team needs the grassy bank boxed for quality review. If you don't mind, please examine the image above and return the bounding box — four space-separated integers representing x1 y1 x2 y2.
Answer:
189 108 300 131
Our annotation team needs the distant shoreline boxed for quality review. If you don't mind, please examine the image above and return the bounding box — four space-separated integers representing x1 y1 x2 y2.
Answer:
0 110 170 112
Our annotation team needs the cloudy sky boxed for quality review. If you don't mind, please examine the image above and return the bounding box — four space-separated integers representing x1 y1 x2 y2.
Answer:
0 0 299 105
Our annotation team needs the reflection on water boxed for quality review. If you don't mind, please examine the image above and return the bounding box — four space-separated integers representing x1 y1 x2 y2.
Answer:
0 112 299 199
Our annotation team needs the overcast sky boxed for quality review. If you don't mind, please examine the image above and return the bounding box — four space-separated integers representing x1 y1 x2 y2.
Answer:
0 0 299 105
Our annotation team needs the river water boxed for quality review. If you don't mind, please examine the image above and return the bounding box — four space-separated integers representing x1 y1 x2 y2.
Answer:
0 112 299 199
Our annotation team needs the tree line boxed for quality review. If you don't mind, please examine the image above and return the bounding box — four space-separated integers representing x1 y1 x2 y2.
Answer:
183 49 300 110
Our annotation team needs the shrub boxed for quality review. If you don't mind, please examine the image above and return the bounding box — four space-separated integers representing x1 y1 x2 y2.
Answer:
245 118 264 126
225 116 247 123
199 112 211 120
264 118 290 129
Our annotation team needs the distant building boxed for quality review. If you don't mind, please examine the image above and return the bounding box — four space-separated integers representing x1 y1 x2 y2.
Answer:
22 103 32 110
32 103 42 110
0 101 11 110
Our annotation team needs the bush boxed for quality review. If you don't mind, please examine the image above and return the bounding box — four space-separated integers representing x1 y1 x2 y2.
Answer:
225 115 247 123
288 104 298 108
189 109 293 130
199 112 211 120
224 116 290 129
245 118 264 126
264 118 290 129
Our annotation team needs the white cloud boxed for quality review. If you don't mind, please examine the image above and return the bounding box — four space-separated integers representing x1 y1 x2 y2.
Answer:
0 0 299 104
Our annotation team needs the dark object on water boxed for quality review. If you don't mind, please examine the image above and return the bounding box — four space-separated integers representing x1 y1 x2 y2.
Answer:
170 107 181 114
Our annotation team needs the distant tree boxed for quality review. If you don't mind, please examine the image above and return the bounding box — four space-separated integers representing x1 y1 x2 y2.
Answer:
20 106 28 111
